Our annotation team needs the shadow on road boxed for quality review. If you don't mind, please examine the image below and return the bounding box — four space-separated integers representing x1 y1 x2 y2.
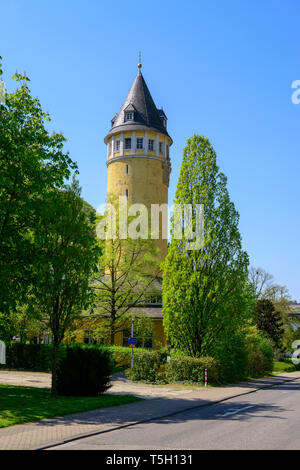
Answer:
29 379 299 429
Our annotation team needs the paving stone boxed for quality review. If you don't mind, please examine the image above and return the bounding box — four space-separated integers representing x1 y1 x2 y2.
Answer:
0 370 299 450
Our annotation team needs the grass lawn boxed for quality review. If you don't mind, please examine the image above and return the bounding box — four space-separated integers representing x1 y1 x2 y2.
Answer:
272 361 299 374
0 385 142 429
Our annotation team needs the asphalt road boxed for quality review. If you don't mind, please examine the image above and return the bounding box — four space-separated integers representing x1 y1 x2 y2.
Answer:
50 377 300 450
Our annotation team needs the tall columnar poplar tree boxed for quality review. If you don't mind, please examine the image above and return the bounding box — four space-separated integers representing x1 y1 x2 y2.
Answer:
162 135 250 357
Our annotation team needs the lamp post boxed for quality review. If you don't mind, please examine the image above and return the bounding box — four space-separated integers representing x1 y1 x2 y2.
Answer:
0 341 6 365
131 315 135 369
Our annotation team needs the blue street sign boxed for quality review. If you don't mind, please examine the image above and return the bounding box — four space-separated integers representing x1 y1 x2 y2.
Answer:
128 337 137 345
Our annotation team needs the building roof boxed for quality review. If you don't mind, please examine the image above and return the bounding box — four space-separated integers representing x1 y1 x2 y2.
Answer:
105 71 171 141
81 306 163 320
129 306 163 319
287 303 300 319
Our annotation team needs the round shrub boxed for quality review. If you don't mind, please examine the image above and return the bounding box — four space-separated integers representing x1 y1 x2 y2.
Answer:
56 346 113 396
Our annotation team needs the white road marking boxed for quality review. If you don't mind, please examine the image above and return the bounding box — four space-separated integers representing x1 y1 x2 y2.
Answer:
222 405 255 417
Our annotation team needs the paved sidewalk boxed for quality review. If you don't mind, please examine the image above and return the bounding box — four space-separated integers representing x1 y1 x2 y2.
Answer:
0 370 51 389
0 370 299 450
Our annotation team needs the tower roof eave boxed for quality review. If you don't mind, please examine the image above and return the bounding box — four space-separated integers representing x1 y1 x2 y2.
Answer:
104 124 173 144
105 71 171 142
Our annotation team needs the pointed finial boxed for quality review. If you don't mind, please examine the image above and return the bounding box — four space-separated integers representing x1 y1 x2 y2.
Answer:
138 51 142 70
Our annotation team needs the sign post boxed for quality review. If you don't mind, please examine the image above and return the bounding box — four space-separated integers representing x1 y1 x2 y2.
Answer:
128 316 137 369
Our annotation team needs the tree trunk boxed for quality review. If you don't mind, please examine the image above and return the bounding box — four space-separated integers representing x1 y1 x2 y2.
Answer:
51 339 59 397
110 325 114 346
110 311 115 345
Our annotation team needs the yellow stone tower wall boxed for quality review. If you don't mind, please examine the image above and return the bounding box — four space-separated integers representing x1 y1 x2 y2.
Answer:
106 130 172 261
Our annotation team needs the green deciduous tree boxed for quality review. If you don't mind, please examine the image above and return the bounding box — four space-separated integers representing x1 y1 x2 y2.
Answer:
249 266 293 311
249 266 294 350
0 300 44 344
253 299 284 348
0 58 77 316
163 135 251 357
31 180 99 395
92 199 161 345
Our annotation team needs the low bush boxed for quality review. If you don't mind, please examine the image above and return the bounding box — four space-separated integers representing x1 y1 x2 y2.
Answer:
2 343 122 373
245 329 274 376
0 343 162 374
108 346 168 371
125 350 162 383
56 346 113 396
212 333 249 383
109 346 133 369
167 356 219 384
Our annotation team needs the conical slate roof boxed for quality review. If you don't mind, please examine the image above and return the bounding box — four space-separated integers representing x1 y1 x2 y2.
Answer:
105 71 171 141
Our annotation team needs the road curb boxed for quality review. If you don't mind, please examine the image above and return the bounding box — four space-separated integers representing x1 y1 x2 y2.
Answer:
35 374 300 451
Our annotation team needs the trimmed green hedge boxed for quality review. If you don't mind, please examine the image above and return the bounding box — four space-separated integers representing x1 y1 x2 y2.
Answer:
167 356 220 384
0 343 155 374
111 346 168 372
1 343 116 373
2 343 54 372
126 350 162 383
109 346 133 370
126 351 220 385
0 339 277 385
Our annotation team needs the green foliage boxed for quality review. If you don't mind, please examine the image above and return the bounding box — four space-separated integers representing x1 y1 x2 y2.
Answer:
213 332 249 383
110 346 133 369
0 301 44 344
32 181 99 342
106 345 161 370
0 343 152 373
81 198 96 228
273 360 299 373
167 356 220 384
282 323 300 353
134 316 155 348
125 350 221 385
163 135 251 357
213 328 273 381
0 60 98 395
253 299 284 348
125 350 162 383
0 62 77 316
56 346 113 396
30 180 100 395
93 195 161 345
245 327 274 376
2 343 53 372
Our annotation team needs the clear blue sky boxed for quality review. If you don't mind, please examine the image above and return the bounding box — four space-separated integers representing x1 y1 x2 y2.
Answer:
1 0 299 300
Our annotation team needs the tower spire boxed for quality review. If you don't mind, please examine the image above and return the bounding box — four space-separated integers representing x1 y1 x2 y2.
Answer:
138 51 142 71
